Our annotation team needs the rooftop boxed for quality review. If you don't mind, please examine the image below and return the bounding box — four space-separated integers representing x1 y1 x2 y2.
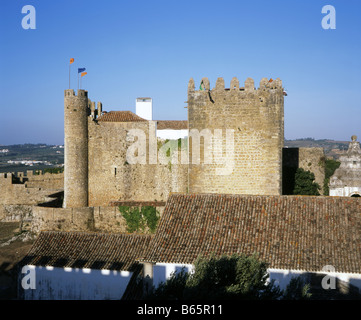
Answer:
97 111 147 122
140 193 361 274
21 231 152 271
156 120 188 130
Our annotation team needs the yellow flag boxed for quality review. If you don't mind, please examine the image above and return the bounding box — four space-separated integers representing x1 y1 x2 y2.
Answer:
70 58 74 64
81 72 87 77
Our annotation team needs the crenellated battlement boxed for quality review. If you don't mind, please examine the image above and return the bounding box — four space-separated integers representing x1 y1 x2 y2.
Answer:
187 75 284 197
188 77 283 94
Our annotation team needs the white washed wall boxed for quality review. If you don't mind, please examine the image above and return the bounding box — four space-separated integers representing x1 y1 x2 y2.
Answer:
152 264 361 294
268 268 361 291
329 186 361 197
157 130 188 140
21 265 132 300
153 263 194 288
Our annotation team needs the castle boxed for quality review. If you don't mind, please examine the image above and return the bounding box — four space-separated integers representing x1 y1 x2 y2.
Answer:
63 76 285 209
0 76 327 233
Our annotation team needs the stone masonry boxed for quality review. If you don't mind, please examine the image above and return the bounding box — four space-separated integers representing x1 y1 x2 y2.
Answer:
187 77 284 195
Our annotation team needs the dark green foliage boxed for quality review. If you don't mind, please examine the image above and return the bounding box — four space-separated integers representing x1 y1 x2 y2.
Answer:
147 254 290 300
43 167 64 174
118 205 160 233
282 276 312 300
323 159 341 195
141 206 159 233
293 168 320 196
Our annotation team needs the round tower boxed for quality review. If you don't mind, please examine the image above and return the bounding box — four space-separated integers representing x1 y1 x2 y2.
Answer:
63 89 89 208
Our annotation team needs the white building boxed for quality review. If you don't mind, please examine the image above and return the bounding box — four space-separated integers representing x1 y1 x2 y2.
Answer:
136 97 153 121
330 135 361 197
134 97 188 140
19 232 151 300
139 193 361 298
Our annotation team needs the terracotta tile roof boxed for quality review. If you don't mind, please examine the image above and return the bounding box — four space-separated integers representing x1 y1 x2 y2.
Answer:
156 120 188 130
109 201 166 207
21 231 152 271
97 111 147 122
140 193 361 274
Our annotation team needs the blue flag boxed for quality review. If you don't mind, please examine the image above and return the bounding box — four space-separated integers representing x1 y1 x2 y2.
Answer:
78 68 86 73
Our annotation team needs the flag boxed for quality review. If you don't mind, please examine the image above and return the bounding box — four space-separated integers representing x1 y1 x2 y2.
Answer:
269 78 273 83
199 80 204 91
70 58 74 64
81 72 87 77
78 68 86 73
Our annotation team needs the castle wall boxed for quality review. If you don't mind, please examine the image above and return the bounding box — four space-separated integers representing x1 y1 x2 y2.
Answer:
87 119 188 207
31 205 165 234
298 147 325 194
187 77 284 195
0 171 64 223
282 147 325 195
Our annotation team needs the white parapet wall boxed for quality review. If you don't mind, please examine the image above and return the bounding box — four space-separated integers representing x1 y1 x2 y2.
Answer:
152 264 361 294
268 268 361 292
20 265 132 300
153 262 194 288
329 186 361 197
157 129 188 140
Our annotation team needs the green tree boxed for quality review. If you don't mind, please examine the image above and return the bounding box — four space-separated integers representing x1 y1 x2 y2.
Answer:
118 205 160 233
323 159 341 195
147 254 286 300
282 276 312 300
293 168 320 196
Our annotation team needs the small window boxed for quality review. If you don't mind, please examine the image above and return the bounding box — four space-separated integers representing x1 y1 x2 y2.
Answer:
114 168 117 176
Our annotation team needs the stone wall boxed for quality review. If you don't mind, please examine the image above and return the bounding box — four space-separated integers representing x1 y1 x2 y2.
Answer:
282 147 325 195
87 119 188 207
298 147 325 194
31 205 165 234
187 77 284 195
0 171 64 223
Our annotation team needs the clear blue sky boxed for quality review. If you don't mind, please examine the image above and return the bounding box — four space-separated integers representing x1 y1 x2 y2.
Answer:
0 0 360 145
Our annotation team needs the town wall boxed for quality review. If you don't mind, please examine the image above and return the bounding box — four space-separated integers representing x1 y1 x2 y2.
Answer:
87 118 188 207
187 77 284 195
0 171 64 223
282 147 325 195
31 205 165 234
298 147 325 194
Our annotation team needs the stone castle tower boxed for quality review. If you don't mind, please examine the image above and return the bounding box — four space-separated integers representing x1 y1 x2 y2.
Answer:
63 89 89 208
187 77 284 195
62 76 285 209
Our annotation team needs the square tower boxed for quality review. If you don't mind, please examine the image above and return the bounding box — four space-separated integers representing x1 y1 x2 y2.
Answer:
187 77 284 196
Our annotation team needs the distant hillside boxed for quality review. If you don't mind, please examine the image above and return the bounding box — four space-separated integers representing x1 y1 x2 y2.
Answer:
0 144 64 174
284 138 349 159
0 139 350 174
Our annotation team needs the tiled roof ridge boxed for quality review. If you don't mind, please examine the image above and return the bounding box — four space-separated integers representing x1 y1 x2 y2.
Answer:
97 110 147 122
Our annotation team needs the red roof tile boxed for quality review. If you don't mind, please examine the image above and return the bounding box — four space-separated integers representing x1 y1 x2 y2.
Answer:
98 111 147 122
156 120 188 130
140 193 361 274
22 231 152 271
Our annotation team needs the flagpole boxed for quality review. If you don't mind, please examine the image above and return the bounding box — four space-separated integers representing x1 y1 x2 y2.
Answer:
69 64 71 89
